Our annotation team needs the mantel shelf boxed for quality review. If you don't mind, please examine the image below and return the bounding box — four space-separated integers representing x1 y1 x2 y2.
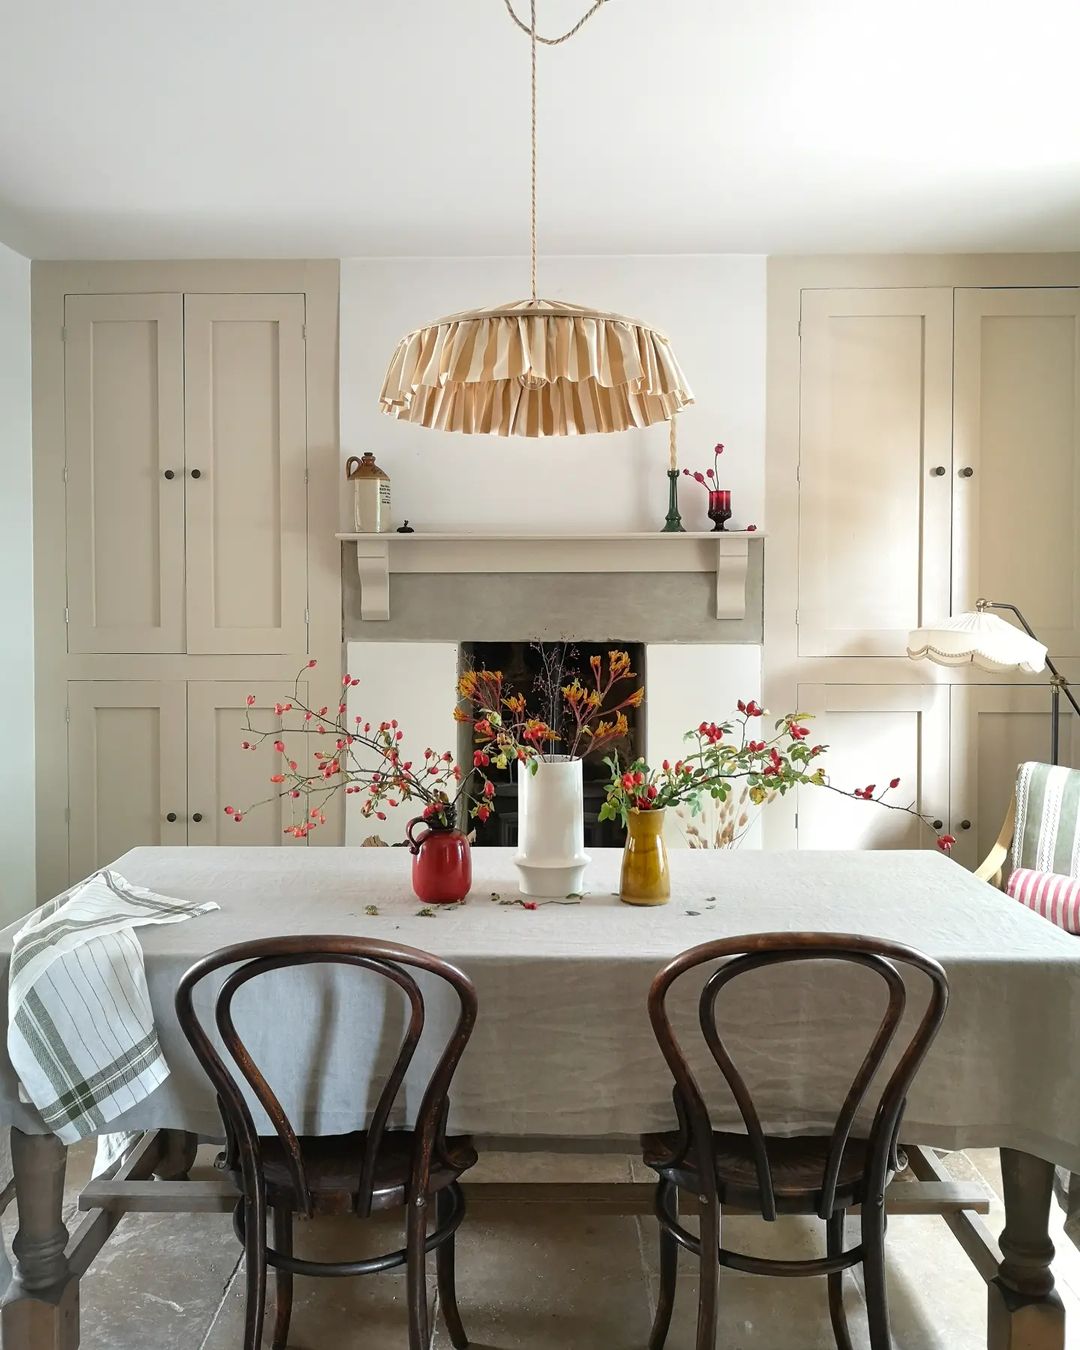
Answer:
336 531 761 623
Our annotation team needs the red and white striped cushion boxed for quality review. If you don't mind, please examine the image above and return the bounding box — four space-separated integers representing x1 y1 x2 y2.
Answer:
1006 867 1080 933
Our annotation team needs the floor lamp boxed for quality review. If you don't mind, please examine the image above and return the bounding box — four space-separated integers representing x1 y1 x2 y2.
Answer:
908 599 1080 765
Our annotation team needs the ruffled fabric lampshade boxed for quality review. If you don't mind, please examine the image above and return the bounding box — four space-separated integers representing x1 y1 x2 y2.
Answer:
907 609 1048 673
377 2 693 439
379 298 693 438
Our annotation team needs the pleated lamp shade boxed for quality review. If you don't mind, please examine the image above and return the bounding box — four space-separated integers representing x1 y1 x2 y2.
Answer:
907 609 1048 674
378 297 694 438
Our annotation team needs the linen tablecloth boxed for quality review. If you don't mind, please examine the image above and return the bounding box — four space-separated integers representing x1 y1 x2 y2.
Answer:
1 847 1078 1170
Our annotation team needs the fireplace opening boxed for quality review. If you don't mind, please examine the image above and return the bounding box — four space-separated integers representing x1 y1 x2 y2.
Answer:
458 641 646 849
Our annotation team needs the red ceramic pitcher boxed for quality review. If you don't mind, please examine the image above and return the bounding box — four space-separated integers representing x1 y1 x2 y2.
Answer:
406 817 472 904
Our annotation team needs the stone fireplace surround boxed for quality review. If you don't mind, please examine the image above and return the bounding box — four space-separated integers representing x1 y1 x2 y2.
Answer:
342 538 765 849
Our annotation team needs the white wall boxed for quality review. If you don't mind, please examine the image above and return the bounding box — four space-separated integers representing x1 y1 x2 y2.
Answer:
0 243 33 919
341 255 766 532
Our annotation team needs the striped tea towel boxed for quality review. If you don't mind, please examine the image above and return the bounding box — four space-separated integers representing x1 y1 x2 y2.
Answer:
7 869 218 1143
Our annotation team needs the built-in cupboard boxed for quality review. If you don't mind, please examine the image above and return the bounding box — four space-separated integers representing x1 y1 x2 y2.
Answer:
767 267 1080 855
33 262 340 899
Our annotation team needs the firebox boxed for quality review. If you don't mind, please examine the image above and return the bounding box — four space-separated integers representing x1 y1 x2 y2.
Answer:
457 641 646 849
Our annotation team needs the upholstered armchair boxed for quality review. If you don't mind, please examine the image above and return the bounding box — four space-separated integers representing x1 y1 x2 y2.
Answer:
976 760 1080 906
977 760 1080 1240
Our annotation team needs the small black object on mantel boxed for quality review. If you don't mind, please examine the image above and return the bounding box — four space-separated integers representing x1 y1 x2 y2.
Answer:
396 520 415 534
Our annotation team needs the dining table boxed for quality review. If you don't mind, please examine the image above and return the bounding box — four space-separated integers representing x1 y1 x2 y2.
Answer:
2 844 1079 1350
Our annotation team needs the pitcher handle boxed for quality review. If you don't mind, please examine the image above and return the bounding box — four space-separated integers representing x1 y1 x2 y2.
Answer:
345 455 362 478
406 817 428 855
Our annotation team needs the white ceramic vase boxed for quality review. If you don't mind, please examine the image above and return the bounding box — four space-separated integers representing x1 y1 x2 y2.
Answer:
514 756 591 898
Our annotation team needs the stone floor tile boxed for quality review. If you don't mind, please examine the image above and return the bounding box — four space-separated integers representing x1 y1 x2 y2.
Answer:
469 1150 634 1184
644 1265 865 1350
877 1213 989 1350
202 1210 437 1350
430 1206 652 1349
78 1209 240 1350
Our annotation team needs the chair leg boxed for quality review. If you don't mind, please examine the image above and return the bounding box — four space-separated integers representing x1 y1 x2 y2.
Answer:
649 1181 679 1350
695 1195 720 1350
272 1206 294 1350
861 1199 892 1350
406 1195 431 1350
826 1210 853 1350
436 1186 469 1350
241 1195 268 1350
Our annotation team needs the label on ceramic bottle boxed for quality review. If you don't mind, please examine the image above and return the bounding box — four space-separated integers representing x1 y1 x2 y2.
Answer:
354 478 391 533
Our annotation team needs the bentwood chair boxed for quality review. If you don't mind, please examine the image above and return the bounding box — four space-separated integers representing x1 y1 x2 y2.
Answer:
176 935 478 1350
642 933 949 1350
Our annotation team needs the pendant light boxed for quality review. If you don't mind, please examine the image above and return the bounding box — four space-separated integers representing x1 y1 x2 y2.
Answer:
378 0 694 438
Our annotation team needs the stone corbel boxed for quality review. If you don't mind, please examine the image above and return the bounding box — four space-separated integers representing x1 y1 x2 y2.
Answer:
353 539 390 622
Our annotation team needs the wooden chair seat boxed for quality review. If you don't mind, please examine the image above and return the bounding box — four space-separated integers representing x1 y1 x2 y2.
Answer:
643 1130 876 1215
251 1130 478 1214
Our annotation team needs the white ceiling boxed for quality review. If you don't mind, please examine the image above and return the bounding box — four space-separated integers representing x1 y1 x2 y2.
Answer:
1 0 1079 260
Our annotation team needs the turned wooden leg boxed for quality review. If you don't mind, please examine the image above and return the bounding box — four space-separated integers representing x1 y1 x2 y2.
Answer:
988 1148 1065 1350
153 1129 199 1181
1 1129 79 1350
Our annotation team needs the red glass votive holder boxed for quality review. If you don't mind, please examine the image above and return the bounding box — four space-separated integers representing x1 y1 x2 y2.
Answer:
708 490 732 532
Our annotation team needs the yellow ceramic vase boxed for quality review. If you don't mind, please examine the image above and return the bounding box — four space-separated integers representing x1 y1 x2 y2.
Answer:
619 809 670 906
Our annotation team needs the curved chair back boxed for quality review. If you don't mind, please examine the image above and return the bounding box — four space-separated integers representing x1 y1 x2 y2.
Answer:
647 932 949 1221
175 934 477 1218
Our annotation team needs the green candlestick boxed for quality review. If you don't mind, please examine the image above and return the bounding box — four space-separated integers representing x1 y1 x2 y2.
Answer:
662 469 685 533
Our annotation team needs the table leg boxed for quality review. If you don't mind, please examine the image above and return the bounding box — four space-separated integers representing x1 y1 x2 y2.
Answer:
988 1148 1065 1350
1 1129 79 1350
153 1130 198 1181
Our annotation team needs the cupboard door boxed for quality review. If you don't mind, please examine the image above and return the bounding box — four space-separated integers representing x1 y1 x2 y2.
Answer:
949 685 1077 873
953 289 1080 657
795 685 950 850
67 682 187 882
184 294 308 655
187 682 310 846
797 289 953 657
64 294 185 653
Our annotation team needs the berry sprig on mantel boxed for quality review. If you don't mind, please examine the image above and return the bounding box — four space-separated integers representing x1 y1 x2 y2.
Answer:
682 441 727 494
681 441 758 531
224 661 495 836
600 700 957 853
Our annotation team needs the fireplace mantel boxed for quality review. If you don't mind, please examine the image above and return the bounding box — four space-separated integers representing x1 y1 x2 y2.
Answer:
336 531 761 622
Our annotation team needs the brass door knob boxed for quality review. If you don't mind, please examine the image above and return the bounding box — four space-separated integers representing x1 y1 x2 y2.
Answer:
190 468 203 479
959 467 974 478
165 812 178 823
192 812 203 823
960 819 972 830
932 819 943 830
931 466 946 477
163 469 175 480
